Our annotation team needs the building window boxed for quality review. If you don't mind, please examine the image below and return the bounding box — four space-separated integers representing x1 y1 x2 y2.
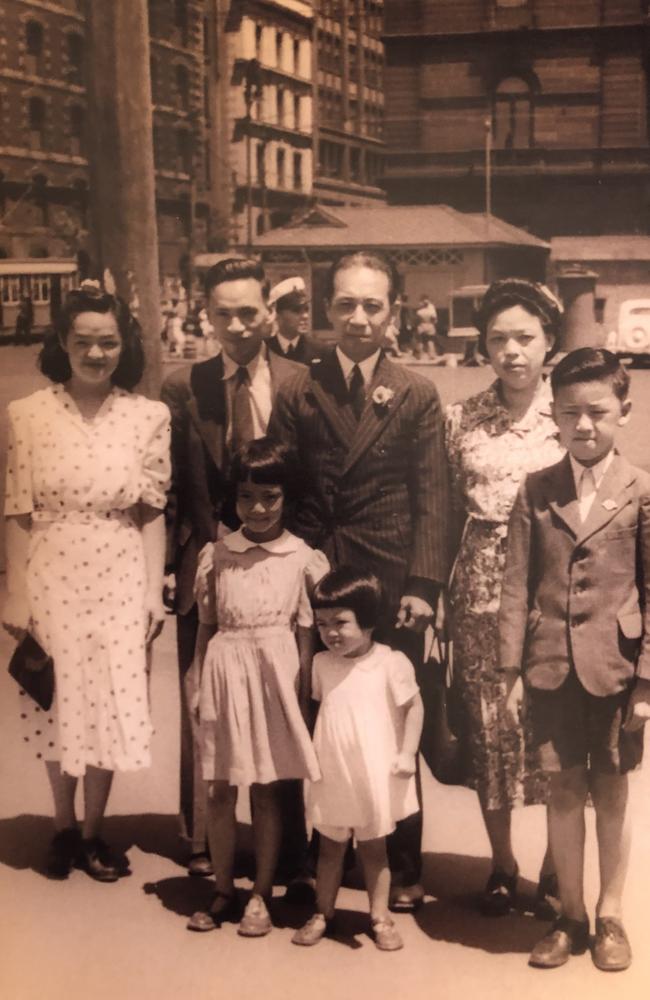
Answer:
319 140 343 179
25 20 44 75
70 104 85 156
66 32 84 84
176 128 192 172
174 0 188 45
28 96 46 150
350 147 361 182
276 31 283 69
293 152 302 190
276 148 286 187
255 24 262 61
150 56 158 102
293 39 300 75
276 88 284 126
493 76 533 149
293 94 301 130
256 142 265 184
175 64 190 111
496 0 527 6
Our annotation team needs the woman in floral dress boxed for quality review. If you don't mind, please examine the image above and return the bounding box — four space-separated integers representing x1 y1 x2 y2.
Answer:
445 279 564 917
2 282 170 882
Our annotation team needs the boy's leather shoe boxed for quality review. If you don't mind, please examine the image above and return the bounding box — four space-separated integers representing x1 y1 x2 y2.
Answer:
388 882 424 912
529 915 590 968
592 917 632 971
187 851 213 878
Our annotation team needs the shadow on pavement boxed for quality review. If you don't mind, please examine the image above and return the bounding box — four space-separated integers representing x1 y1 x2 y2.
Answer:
418 851 544 954
0 812 185 876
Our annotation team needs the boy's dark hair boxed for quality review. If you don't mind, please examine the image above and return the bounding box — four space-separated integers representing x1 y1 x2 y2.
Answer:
229 436 300 501
324 251 401 305
312 566 383 630
550 347 630 402
39 287 144 390
204 257 269 299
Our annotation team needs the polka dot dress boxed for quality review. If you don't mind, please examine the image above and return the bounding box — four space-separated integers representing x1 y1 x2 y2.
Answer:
5 385 171 777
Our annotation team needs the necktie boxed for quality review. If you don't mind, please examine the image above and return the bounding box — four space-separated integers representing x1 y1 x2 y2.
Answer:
231 366 254 454
286 343 297 360
578 467 596 522
349 364 365 421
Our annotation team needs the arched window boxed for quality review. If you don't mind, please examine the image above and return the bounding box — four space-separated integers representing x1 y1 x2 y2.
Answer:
175 64 190 111
25 20 44 75
70 105 85 156
67 32 84 83
493 76 533 149
28 96 46 150
176 128 192 172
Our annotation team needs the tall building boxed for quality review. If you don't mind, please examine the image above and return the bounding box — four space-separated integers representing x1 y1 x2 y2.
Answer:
383 0 650 237
208 0 314 247
0 0 209 318
313 0 385 206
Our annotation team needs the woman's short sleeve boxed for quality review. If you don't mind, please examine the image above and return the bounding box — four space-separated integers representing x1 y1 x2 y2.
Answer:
194 542 217 626
4 400 33 516
140 402 171 509
296 546 330 628
386 651 420 708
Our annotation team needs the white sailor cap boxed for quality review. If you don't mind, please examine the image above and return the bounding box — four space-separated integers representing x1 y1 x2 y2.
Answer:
268 276 308 308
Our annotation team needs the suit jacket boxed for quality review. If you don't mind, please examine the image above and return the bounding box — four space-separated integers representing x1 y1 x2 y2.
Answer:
499 452 650 697
268 349 448 618
267 334 321 365
161 349 304 615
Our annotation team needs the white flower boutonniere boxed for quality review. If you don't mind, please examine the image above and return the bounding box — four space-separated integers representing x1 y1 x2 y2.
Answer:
372 386 395 408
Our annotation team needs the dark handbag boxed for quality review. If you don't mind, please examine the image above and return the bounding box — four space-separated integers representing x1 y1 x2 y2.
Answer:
419 634 469 786
8 633 55 711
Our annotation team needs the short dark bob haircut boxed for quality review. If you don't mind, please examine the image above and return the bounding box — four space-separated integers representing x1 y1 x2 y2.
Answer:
475 278 563 360
324 251 401 305
550 347 630 402
229 437 301 501
204 257 270 300
39 287 144 390
312 566 383 631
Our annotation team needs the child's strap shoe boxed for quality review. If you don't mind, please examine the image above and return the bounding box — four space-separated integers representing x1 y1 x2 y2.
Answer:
371 916 404 951
529 915 590 968
292 913 334 946
238 893 272 937
592 917 632 972
186 891 239 931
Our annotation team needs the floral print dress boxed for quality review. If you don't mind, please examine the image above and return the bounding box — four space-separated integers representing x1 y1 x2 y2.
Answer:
445 380 564 809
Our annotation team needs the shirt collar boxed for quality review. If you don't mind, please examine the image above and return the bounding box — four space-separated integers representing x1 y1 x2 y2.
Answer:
569 450 615 494
222 527 302 554
276 332 300 354
222 346 267 380
335 346 381 386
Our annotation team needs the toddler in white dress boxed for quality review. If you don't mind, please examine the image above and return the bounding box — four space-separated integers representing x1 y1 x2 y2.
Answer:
294 567 424 952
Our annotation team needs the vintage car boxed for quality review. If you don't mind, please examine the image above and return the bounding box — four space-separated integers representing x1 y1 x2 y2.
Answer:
606 299 650 364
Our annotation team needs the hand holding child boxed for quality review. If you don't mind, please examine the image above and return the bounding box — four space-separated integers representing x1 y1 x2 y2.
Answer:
503 669 524 722
624 678 650 732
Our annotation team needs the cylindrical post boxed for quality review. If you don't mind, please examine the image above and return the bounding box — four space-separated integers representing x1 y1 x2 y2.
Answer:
484 115 492 218
85 0 161 397
556 265 600 351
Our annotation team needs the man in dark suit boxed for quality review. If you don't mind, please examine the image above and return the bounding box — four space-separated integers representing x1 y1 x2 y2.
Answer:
269 251 449 910
161 258 303 878
267 277 321 365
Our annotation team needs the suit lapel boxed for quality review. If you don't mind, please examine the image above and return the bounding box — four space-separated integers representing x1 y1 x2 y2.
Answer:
546 455 581 538
308 350 358 449
342 355 409 477
188 355 226 469
577 453 636 543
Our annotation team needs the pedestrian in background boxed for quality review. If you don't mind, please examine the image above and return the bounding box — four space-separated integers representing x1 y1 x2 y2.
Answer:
267 276 320 364
2 280 170 882
14 294 34 345
445 279 564 918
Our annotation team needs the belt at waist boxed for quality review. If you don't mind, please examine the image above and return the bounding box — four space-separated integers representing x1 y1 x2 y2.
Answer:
215 624 293 638
31 509 135 526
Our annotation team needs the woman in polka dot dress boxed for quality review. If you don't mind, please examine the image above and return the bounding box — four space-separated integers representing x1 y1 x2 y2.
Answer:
2 282 171 882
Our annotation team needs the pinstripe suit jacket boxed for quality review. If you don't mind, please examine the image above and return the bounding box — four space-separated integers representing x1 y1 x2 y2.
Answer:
268 349 449 618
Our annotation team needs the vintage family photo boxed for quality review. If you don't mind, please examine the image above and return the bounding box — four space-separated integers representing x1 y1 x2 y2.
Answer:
1 2 649 998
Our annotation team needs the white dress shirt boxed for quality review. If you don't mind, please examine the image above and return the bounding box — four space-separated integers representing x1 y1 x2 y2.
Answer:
276 332 300 355
222 347 272 444
335 346 381 389
569 450 615 522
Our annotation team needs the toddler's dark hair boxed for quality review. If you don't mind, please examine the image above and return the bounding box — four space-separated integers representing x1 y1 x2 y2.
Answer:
229 436 300 500
550 347 630 402
312 566 382 630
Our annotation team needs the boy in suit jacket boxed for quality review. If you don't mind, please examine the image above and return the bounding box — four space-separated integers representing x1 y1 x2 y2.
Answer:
269 251 448 911
161 259 303 878
499 348 650 972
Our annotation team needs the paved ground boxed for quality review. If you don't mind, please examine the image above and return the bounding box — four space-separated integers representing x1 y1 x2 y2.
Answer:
1 345 650 999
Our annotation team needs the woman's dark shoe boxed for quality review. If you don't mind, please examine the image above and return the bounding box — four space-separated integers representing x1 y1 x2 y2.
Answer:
76 837 128 883
479 866 518 917
529 915 590 968
388 882 425 913
534 873 561 921
45 828 82 879
188 851 213 878
187 891 239 931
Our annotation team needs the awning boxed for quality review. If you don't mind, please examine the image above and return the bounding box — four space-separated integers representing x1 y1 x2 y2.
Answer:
0 259 78 276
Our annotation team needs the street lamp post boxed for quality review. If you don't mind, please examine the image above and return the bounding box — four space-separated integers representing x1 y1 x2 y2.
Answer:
484 114 492 220
243 59 262 251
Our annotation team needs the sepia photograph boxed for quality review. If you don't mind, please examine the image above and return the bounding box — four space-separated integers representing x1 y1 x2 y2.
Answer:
1 1 649 998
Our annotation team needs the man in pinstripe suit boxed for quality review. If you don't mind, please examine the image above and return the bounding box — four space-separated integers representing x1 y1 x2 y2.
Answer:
269 251 449 910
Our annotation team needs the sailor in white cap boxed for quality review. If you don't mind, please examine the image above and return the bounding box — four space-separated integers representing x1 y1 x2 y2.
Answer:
267 276 320 364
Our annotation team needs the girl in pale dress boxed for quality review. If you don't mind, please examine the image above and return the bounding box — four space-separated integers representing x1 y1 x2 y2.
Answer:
187 438 327 938
2 282 170 882
445 279 564 918
293 567 424 952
